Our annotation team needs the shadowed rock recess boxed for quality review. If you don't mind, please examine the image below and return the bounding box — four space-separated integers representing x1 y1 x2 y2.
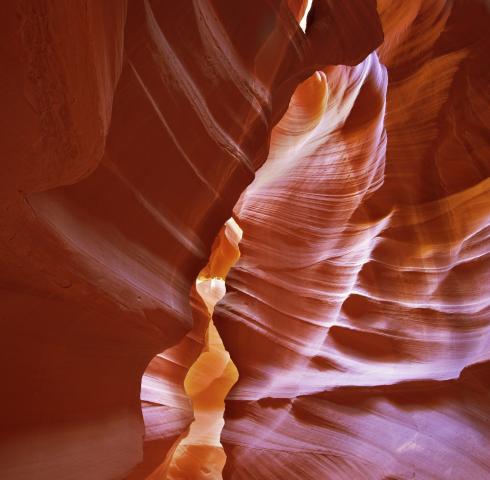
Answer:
0 1 488 479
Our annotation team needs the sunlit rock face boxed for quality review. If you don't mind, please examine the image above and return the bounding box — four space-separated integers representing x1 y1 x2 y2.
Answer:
138 219 241 480
1 1 488 479
160 219 241 480
214 1 490 479
0 1 385 479
129 1 384 478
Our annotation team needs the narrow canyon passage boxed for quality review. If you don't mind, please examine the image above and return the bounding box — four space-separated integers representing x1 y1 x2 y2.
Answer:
0 1 488 480
144 219 242 479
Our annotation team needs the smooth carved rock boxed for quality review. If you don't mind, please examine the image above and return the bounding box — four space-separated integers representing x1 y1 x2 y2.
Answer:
214 1 490 479
2 1 487 479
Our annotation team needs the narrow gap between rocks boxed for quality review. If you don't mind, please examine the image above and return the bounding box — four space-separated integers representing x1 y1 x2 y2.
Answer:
160 218 242 479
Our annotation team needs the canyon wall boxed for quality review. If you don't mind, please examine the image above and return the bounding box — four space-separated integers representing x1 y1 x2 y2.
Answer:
0 1 488 479
215 1 490 479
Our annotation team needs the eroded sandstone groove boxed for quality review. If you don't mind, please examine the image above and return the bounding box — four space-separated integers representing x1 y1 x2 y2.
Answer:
1 1 488 479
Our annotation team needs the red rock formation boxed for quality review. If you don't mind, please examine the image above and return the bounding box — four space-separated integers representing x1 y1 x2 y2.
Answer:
214 1 490 478
0 1 384 479
1 0 487 479
129 1 384 478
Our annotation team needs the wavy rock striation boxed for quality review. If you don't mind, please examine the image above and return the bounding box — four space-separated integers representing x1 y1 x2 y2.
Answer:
0 1 383 479
1 0 487 479
214 0 490 479
130 1 384 477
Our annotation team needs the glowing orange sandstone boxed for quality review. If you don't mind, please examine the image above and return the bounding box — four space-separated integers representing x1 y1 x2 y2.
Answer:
151 219 241 479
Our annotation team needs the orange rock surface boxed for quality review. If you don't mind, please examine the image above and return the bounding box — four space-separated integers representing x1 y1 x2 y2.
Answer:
0 1 488 479
214 1 490 479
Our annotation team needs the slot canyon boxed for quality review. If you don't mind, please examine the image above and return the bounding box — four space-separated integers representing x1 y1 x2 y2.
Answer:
0 1 489 479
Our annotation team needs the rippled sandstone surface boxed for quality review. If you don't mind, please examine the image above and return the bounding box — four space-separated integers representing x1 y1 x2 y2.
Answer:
0 1 488 479
215 1 490 479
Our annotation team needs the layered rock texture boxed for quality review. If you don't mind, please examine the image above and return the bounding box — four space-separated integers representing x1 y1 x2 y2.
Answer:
0 0 489 479
215 1 490 479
